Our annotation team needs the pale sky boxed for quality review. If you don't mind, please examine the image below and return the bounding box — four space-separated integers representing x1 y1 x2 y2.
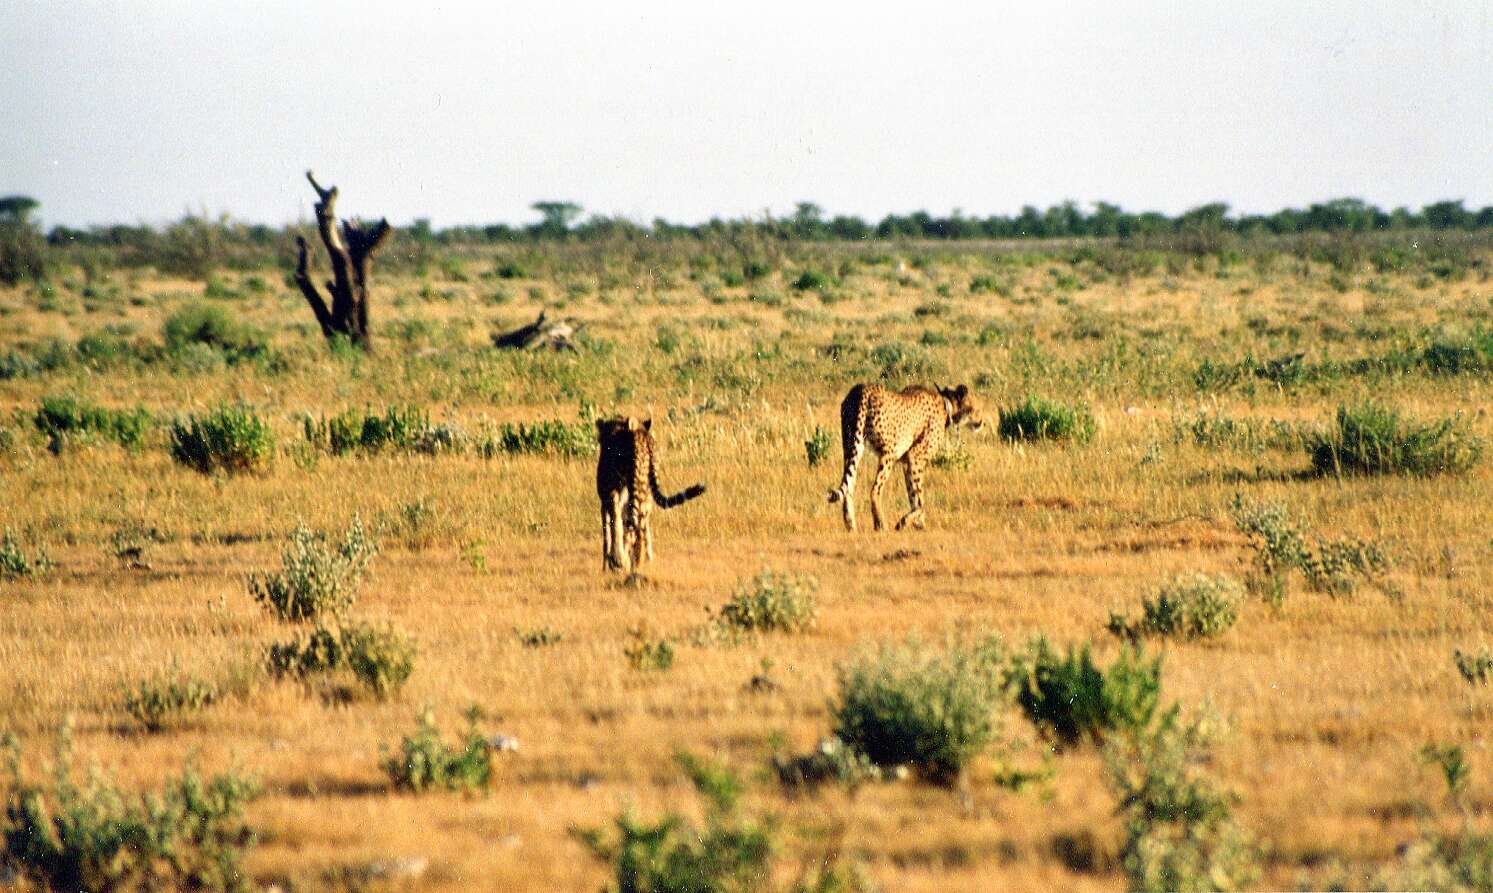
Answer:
3 0 1489 228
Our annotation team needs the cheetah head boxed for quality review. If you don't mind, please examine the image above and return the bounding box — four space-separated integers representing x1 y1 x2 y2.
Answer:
939 384 986 431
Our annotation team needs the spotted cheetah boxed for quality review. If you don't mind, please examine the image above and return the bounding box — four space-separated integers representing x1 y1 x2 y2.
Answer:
827 383 985 531
596 416 706 572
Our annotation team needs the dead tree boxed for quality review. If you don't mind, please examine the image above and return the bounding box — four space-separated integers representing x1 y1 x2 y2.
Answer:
293 171 392 350
491 311 582 352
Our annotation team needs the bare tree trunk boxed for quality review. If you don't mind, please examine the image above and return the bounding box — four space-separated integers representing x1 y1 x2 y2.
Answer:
293 171 391 350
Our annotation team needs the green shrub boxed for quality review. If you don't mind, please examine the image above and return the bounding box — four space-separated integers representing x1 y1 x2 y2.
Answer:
1006 638 1163 749
715 572 818 634
832 635 1005 783
482 418 594 458
249 518 377 622
791 269 834 291
998 395 1096 443
382 707 492 793
1 726 258 893
574 753 774 893
169 404 274 474
1172 407 1309 453
1108 575 1243 642
1104 711 1258 892
931 438 972 470
162 302 265 360
869 341 937 381
517 626 564 648
0 528 53 579
302 405 431 456
1454 648 1493 686
267 621 414 698
33 395 152 450
122 663 217 731
804 425 832 467
1309 402 1483 476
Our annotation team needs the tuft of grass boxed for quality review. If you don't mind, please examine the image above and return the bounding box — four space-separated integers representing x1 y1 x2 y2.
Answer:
169 404 274 474
479 418 593 458
302 405 431 456
161 301 265 360
517 626 564 648
998 395 1096 443
0 528 53 579
773 737 886 791
624 629 675 671
714 571 818 634
1454 648 1493 686
1 724 259 893
1006 638 1163 750
382 706 492 793
831 635 1006 784
1108 574 1243 642
791 268 834 291
1308 401 1483 476
804 425 832 467
122 662 218 731
249 518 378 622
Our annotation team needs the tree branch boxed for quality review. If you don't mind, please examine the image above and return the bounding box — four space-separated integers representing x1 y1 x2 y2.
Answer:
293 235 335 337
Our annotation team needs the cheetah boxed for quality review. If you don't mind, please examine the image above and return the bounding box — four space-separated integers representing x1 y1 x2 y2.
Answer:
827 383 985 532
596 416 706 572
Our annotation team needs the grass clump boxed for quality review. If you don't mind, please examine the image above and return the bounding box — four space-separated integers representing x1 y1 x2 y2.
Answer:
1172 406 1309 453
33 394 152 451
1 725 259 893
625 629 675 671
831 635 1005 783
122 662 218 731
1108 574 1243 642
1006 638 1163 749
169 404 274 474
517 626 564 647
1454 648 1493 686
998 395 1096 443
0 528 53 579
1104 712 1258 892
1308 401 1483 476
249 518 377 622
382 707 492 793
715 571 818 634
791 268 834 291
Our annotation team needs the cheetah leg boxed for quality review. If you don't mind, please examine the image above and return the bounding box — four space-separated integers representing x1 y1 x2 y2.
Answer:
870 456 895 532
627 502 649 571
644 511 655 562
601 502 614 570
612 491 632 573
896 437 933 530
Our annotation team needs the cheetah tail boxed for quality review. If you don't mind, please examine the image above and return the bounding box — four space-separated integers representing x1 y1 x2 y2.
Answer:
650 461 706 509
829 386 869 503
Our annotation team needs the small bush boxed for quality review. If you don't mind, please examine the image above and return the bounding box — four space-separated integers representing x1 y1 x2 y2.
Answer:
169 404 274 474
574 753 775 893
773 737 885 791
162 302 265 360
249 518 378 622
1308 402 1483 476
715 572 818 634
517 626 564 648
1454 648 1493 685
1108 574 1243 642
1229 496 1390 598
33 395 152 450
1006 638 1163 749
123 663 217 731
0 528 53 579
998 395 1096 443
791 268 834 291
625 629 675 671
1 725 259 893
804 425 832 467
341 623 417 698
1104 711 1258 892
382 707 492 793
1172 407 1309 453
832 635 1005 783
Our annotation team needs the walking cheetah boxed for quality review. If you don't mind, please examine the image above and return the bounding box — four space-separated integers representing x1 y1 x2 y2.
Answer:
596 416 706 572
827 383 985 531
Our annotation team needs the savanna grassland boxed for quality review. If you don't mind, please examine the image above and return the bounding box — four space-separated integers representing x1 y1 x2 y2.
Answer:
2 230 1492 892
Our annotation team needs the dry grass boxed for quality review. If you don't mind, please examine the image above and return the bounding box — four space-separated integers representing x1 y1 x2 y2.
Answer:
1 245 1491 890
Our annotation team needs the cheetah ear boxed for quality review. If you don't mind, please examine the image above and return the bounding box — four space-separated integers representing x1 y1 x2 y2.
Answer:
954 384 969 399
596 418 609 435
643 418 653 432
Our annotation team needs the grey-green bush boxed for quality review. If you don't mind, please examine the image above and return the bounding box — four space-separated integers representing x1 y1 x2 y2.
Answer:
382 707 492 793
832 636 1005 783
1006 638 1163 749
249 518 378 622
0 528 53 579
123 664 217 731
715 571 818 634
1309 401 1483 476
1108 574 1243 642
